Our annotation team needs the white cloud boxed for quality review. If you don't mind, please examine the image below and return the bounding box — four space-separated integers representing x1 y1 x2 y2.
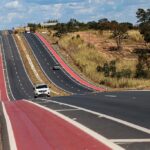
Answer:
7 13 18 22
5 0 21 9
0 0 150 29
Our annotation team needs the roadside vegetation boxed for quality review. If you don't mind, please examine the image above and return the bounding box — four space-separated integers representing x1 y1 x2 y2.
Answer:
14 33 68 96
27 8 150 89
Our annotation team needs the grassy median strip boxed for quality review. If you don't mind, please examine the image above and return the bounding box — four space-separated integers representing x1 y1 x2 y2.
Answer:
14 33 68 96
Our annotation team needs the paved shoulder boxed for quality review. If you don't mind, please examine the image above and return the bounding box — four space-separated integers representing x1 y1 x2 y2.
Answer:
4 100 121 150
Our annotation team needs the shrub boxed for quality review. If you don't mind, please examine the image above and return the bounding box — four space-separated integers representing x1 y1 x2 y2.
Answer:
100 78 111 85
76 34 80 38
96 65 103 72
109 60 117 77
103 63 110 77
121 69 132 78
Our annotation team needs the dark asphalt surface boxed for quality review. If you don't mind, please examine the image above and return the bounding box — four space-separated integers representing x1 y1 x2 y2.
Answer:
51 91 150 129
1 32 33 100
33 92 150 150
24 33 92 94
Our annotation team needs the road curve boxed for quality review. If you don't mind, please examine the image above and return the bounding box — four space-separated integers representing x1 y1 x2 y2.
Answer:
24 33 94 94
36 32 105 92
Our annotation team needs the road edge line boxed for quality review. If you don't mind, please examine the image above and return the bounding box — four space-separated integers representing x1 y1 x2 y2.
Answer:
41 98 150 135
25 100 124 150
2 103 17 150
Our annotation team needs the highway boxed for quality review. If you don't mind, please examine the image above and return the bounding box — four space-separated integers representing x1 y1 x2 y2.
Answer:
1 32 33 100
36 91 150 149
0 31 150 150
0 31 117 150
24 33 93 94
52 91 150 129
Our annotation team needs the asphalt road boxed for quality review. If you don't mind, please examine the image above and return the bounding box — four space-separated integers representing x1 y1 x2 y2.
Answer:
51 91 150 129
24 33 92 94
1 32 33 100
1 31 150 149
33 91 150 150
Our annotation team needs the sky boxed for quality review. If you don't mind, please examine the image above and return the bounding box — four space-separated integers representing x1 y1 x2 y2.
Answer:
0 0 150 29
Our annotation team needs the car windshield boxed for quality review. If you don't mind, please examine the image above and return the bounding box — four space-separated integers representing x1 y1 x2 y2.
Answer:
36 85 47 89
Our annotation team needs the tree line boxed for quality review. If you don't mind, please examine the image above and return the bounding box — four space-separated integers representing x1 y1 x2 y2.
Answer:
28 8 150 45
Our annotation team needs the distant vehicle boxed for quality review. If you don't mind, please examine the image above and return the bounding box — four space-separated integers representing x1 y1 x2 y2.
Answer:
53 65 60 70
33 84 50 98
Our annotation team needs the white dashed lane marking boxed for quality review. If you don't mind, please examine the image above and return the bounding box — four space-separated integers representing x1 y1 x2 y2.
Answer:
110 139 150 143
55 108 79 112
105 95 117 98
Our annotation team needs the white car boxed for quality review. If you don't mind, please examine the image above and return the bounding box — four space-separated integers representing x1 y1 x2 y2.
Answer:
33 84 50 98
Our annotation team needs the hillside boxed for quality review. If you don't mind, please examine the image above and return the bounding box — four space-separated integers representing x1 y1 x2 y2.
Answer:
41 30 150 89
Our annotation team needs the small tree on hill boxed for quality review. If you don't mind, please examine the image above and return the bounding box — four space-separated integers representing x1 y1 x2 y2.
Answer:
136 8 150 46
112 24 128 50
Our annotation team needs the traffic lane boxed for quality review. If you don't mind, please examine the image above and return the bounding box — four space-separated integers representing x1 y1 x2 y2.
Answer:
32 34 93 93
1 33 24 99
121 142 150 150
24 33 92 94
25 33 92 94
51 91 150 129
7 34 33 98
32 98 150 150
1 33 33 99
34 99 150 138
5 100 113 150
36 33 104 91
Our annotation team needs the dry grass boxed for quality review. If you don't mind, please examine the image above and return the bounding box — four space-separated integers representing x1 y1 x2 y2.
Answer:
14 33 68 96
41 30 150 89
128 30 144 42
101 77 150 89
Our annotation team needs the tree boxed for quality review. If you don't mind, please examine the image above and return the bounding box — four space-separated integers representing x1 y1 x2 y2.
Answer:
103 63 110 77
98 18 109 23
112 24 128 50
109 60 116 77
136 8 150 45
67 19 80 32
120 22 134 30
136 8 148 23
87 21 98 30
134 48 150 78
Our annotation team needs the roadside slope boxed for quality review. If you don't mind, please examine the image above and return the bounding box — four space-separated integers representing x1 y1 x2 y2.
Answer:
36 32 105 91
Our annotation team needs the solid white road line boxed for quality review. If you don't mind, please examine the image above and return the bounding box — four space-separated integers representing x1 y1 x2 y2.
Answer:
25 100 124 150
41 98 150 135
1 34 17 149
55 108 79 112
2 103 17 150
110 139 150 143
0 36 15 100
